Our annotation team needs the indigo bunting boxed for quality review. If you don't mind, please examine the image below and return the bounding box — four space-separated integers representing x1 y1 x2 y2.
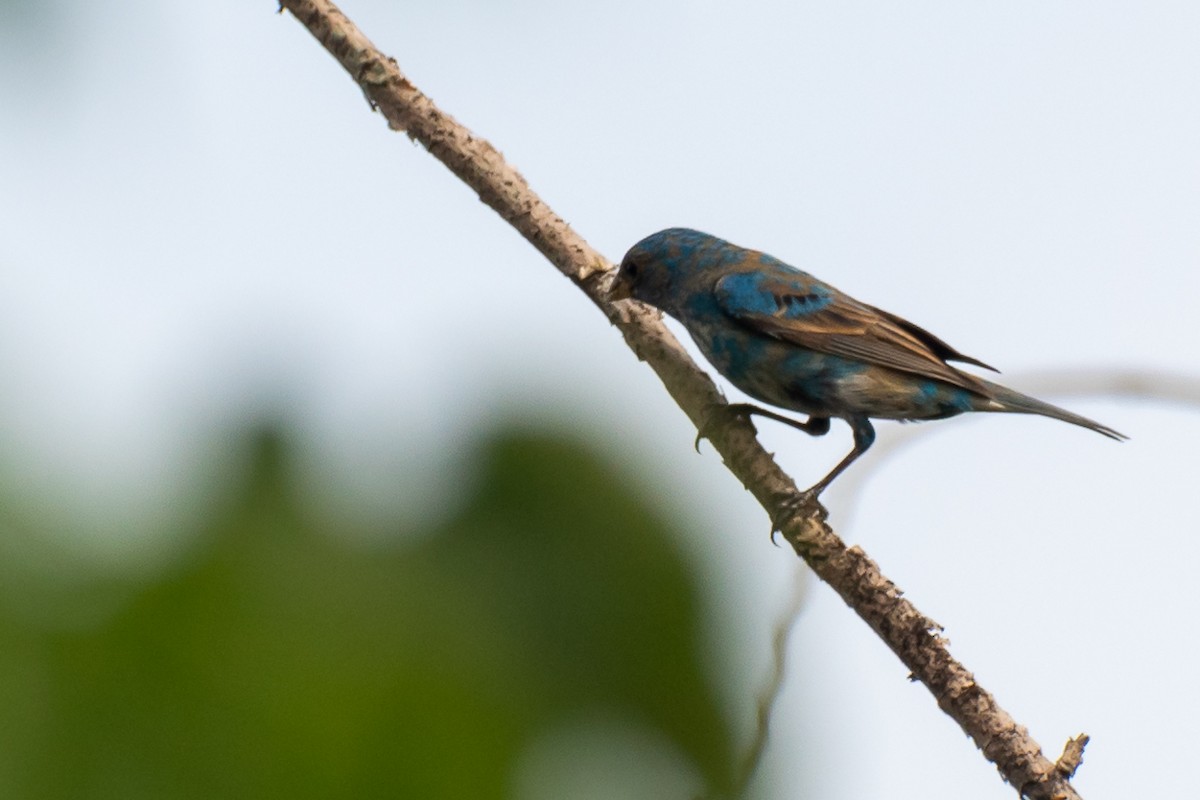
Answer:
610 228 1124 500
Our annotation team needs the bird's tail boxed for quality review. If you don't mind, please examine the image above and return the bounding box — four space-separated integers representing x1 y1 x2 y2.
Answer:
975 378 1127 441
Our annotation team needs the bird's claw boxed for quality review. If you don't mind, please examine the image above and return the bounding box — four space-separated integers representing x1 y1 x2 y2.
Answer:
768 490 825 544
693 403 756 453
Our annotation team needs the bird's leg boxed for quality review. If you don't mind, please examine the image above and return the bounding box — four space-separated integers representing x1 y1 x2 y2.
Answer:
694 402 831 452
802 416 876 498
769 417 876 538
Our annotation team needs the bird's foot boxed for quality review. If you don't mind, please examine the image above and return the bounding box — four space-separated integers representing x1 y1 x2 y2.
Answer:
768 489 826 545
693 403 760 452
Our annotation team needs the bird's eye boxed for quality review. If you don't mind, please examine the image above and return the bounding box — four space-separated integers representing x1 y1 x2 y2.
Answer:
625 261 639 279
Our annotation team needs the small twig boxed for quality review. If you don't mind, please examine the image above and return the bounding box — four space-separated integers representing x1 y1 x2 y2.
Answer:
275 3 1090 797
1055 734 1090 779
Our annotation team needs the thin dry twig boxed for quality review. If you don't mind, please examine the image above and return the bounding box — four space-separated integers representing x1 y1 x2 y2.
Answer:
276 2 1089 797
1055 734 1090 780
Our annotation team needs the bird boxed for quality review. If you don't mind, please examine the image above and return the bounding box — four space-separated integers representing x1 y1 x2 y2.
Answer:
609 227 1125 504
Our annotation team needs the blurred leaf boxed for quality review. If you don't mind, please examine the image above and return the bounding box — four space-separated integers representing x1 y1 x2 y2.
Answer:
0 424 735 798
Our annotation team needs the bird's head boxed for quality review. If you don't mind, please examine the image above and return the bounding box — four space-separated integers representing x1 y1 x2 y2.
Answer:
609 227 717 315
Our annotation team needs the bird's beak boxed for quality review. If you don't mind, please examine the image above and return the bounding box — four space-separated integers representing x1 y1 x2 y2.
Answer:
608 269 632 302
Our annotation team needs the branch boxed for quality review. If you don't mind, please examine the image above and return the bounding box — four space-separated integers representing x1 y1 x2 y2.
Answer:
276 2 1089 797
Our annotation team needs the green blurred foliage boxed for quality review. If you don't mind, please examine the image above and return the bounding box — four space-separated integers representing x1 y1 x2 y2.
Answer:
0 425 737 798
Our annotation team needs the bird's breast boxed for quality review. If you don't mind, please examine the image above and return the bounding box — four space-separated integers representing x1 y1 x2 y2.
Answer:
686 320 850 415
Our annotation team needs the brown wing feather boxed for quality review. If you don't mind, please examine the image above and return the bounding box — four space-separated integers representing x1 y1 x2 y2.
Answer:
718 273 990 394
865 303 998 373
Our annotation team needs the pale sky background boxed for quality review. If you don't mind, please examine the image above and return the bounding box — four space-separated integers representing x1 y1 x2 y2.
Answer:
1 1 1198 798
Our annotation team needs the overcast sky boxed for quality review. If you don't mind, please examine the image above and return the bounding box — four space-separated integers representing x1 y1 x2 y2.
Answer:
1 2 1197 798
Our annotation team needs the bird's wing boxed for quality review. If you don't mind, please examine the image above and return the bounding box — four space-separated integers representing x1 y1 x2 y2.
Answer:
713 270 993 393
863 303 999 374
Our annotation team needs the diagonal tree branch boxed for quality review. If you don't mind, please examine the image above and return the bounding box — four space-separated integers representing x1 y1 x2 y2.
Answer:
276 2 1088 797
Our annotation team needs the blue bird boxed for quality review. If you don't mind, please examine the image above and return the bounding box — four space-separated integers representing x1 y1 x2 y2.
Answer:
610 228 1125 502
